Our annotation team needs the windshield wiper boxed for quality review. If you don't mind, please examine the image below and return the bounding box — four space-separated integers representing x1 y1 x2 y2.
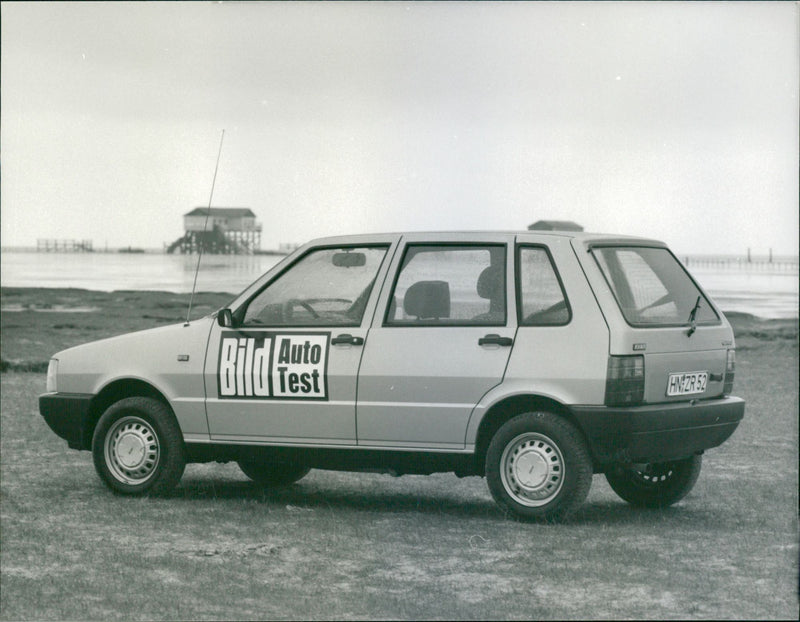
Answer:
686 295 702 337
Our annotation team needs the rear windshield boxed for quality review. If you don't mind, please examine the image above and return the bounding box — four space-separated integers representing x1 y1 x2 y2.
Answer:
591 246 719 327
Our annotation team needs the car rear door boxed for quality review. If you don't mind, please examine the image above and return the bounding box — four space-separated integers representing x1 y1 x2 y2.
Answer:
356 234 516 450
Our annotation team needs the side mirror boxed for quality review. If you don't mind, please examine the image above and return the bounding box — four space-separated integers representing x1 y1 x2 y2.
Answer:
217 308 234 327
332 251 366 268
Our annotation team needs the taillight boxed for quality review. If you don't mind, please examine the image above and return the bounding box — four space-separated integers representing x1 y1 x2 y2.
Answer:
722 349 735 395
605 355 644 406
46 358 58 393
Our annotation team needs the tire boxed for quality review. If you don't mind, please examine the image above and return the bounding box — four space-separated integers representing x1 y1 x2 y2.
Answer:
485 412 592 522
92 397 186 496
604 455 702 508
237 460 310 487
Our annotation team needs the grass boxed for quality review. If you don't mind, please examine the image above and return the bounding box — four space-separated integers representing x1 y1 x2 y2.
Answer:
0 288 232 370
0 288 798 619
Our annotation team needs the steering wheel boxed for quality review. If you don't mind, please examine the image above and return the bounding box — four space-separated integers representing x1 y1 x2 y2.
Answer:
282 299 319 322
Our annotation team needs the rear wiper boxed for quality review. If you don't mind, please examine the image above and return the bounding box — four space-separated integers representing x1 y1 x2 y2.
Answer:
686 296 701 337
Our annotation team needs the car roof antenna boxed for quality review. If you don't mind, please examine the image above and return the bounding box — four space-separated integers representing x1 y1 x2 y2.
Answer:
186 129 225 326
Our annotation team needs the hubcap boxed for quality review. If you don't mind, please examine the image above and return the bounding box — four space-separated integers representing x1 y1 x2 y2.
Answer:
116 433 147 469
105 416 160 485
500 432 565 507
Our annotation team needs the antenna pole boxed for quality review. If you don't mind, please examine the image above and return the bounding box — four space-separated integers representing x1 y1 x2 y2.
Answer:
186 129 225 325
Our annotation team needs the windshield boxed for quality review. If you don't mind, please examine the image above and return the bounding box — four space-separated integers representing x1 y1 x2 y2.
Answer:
592 246 719 327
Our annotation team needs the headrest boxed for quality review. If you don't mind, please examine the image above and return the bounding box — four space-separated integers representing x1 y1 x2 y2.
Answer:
477 265 503 300
403 281 450 320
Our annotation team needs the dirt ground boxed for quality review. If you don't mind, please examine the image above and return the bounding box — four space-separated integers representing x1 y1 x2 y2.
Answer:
1 287 797 620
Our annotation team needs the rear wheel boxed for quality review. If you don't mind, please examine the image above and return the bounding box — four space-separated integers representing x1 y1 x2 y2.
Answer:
238 460 310 487
92 397 186 495
605 455 702 508
485 412 592 521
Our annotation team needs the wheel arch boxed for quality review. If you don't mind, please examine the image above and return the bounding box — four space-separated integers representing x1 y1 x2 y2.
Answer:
473 394 593 474
82 379 174 450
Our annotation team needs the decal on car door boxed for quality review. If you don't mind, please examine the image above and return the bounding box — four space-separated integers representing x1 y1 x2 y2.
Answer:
217 331 329 400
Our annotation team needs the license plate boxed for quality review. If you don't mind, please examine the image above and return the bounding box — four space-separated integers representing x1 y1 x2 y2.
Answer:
667 371 708 396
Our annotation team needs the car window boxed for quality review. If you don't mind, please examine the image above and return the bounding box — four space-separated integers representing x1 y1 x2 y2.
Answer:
518 246 570 326
242 246 388 326
592 246 719 326
385 245 506 326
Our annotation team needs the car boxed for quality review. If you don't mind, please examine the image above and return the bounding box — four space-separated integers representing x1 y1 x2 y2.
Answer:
39 231 745 521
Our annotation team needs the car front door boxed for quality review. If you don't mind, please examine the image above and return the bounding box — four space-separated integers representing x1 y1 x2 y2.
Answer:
204 243 393 444
356 236 516 450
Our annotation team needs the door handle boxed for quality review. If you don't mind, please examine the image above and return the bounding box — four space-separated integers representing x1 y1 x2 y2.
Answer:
331 334 364 346
478 334 513 347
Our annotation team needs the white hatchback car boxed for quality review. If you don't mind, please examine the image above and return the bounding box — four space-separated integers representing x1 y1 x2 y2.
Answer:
40 231 745 520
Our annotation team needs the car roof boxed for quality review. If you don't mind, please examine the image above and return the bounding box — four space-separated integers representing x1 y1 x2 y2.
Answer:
303 230 667 248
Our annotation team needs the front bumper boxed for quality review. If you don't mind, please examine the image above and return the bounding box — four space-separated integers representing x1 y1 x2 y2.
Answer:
39 392 94 450
572 396 745 464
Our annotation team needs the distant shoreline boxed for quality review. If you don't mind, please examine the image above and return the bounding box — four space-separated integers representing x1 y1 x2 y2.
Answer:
1 245 797 257
0 246 291 256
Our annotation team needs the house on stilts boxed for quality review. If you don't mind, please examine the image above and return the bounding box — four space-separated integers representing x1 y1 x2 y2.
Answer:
167 207 262 254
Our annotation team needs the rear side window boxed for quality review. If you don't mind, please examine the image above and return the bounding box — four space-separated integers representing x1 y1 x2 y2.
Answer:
385 245 506 326
592 246 719 327
518 246 570 326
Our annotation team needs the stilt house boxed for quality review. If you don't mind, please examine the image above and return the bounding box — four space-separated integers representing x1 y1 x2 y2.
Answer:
168 207 262 254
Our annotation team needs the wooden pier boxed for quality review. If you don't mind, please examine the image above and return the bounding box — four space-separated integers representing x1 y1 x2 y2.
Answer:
683 255 798 274
37 239 93 253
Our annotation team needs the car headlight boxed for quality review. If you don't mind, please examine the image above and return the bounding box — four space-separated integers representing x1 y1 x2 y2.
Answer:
46 359 58 393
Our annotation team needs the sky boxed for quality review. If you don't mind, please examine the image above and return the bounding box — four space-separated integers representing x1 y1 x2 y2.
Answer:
1 1 798 256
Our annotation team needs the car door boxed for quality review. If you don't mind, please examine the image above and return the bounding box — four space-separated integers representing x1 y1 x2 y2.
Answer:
356 235 516 449
204 242 393 444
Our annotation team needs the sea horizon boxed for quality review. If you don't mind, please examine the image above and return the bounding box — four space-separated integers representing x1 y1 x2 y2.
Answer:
2 244 798 261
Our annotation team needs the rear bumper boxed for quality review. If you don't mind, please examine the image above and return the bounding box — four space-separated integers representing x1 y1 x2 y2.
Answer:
39 392 94 450
572 396 745 464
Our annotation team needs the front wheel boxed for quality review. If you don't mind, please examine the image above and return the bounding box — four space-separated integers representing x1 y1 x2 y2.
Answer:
92 397 186 495
485 412 592 522
604 455 702 508
238 460 310 487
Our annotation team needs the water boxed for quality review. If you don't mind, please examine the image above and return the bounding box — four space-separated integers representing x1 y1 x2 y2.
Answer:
687 268 797 320
0 250 285 296
1 250 797 319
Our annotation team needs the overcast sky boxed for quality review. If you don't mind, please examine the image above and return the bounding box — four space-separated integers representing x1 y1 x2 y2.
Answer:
1 1 797 255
